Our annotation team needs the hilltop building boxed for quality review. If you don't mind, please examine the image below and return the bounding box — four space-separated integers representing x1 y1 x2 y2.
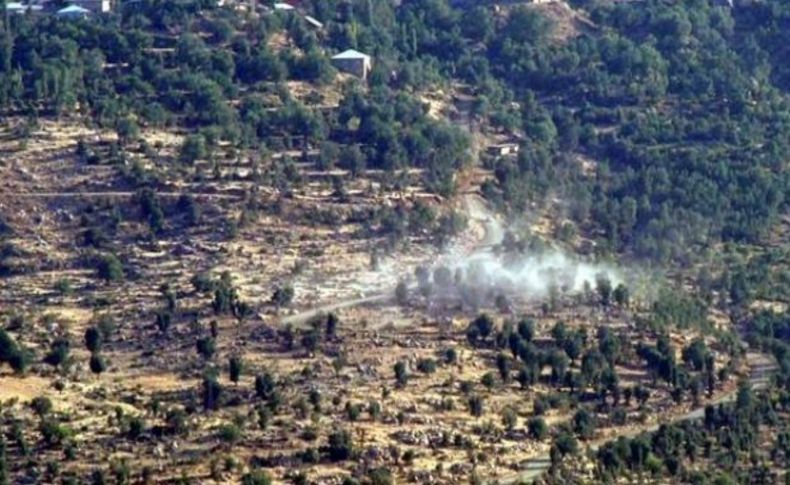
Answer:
69 0 112 13
56 5 92 18
331 49 372 80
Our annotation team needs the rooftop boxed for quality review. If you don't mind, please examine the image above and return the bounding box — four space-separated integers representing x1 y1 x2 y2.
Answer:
331 49 371 60
57 5 92 14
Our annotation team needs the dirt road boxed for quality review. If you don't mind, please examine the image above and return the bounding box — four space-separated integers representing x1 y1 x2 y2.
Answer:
279 293 391 326
3 191 241 200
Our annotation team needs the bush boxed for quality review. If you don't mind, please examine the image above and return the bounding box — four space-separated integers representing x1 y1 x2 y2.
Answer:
468 395 484 417
44 337 71 368
95 254 124 282
394 361 408 386
572 408 596 439
196 337 216 360
481 372 496 389
90 353 107 376
443 347 457 364
54 278 73 295
127 417 145 440
191 271 215 293
241 470 272 485
416 358 437 374
527 417 548 440
217 423 241 445
40 420 73 447
31 396 53 417
84 326 102 353
0 329 26 373
326 429 354 462
368 467 394 485
202 376 222 411
229 355 243 383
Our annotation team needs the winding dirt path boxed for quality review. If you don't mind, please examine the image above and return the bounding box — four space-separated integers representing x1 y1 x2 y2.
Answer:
3 191 241 200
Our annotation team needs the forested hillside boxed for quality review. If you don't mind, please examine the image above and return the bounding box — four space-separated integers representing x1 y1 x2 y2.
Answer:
0 1 788 484
0 0 788 263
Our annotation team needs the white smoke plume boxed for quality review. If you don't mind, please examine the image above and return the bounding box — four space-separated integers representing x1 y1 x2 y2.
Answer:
411 196 627 305
435 249 623 301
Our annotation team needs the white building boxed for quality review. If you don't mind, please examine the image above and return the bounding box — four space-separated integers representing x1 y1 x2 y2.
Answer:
56 5 91 18
69 0 112 13
331 49 373 80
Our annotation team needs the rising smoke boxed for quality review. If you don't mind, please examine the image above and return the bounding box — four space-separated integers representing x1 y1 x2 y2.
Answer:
409 198 627 307
437 249 622 300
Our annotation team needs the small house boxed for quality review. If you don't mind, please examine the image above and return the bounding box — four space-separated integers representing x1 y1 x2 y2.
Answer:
304 15 323 29
69 0 111 13
486 143 520 157
56 5 91 18
5 2 29 14
273 2 295 10
331 49 372 80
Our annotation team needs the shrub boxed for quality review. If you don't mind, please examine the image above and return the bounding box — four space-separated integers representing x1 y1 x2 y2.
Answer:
127 417 145 440
229 355 243 383
54 278 73 295
44 337 71 368
326 429 354 462
40 420 73 447
443 347 457 364
96 254 124 282
468 395 484 417
31 396 53 417
416 358 437 374
84 327 102 353
241 470 272 485
394 361 408 386
527 417 548 440
217 423 241 445
90 353 107 376
196 337 216 360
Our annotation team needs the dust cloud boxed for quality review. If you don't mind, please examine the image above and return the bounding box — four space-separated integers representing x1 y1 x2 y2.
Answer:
411 196 626 305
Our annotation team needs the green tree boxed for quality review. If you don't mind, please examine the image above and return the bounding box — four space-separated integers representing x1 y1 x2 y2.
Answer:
528 417 548 441
84 326 102 353
196 337 216 360
327 429 354 462
202 374 222 411
31 396 53 417
572 408 596 439
44 337 70 369
115 117 139 147
613 284 630 307
241 470 272 485
271 285 294 308
96 254 124 282
229 355 243 384
255 372 276 400
596 274 613 307
468 395 484 417
394 360 408 387
179 134 206 165
89 353 107 377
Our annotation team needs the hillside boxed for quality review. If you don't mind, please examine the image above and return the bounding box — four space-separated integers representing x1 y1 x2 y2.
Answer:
0 0 788 484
